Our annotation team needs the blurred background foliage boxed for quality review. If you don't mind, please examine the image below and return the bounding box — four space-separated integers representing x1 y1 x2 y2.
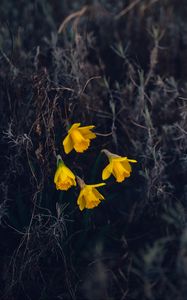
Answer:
1 0 187 299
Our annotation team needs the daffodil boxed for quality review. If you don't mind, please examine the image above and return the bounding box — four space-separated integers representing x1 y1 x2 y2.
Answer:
76 177 106 211
54 159 76 191
63 123 96 154
102 149 137 183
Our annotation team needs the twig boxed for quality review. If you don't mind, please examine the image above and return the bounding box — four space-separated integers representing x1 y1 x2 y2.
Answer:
58 6 88 34
80 76 102 94
115 0 141 20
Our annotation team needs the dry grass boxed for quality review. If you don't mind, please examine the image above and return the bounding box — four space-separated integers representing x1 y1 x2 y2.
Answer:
1 0 187 299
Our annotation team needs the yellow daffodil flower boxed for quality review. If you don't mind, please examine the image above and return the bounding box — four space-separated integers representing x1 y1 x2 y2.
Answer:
54 160 76 191
63 123 96 154
77 177 106 211
102 149 137 183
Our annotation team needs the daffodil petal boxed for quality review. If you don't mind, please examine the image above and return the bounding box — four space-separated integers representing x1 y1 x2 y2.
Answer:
70 129 85 143
54 166 62 184
92 188 105 200
113 157 127 162
63 135 74 154
68 123 81 133
88 183 106 188
78 126 96 139
78 129 96 139
77 190 86 211
79 125 95 130
63 165 75 179
120 160 132 173
102 162 113 180
128 159 137 163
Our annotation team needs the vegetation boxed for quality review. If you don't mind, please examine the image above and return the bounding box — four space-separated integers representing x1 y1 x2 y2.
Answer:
1 1 187 299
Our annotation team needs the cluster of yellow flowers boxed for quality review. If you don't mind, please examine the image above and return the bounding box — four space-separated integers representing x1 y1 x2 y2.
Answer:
54 123 137 211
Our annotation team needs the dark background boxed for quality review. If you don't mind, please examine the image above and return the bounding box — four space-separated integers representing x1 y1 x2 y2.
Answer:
1 1 187 299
